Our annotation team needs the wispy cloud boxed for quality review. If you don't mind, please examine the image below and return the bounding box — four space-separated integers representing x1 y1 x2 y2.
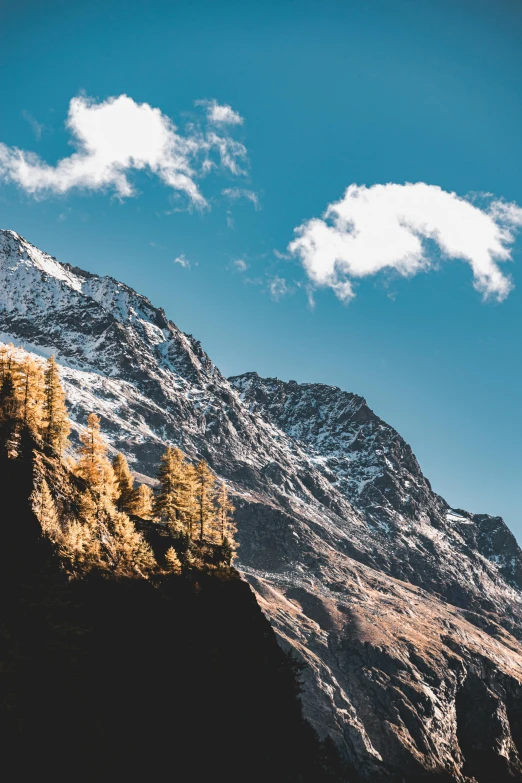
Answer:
22 110 45 140
233 259 248 272
0 94 248 207
173 254 194 269
197 99 244 126
222 187 259 209
289 182 522 302
269 276 288 300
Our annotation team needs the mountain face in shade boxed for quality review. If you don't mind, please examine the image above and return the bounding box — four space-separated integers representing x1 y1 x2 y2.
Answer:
2 228 522 782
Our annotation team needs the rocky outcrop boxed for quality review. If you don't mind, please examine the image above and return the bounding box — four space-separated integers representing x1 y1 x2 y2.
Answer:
1 228 522 780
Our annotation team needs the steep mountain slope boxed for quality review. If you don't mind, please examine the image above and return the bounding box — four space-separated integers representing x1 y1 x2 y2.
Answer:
0 422 345 783
2 228 522 781
230 372 522 601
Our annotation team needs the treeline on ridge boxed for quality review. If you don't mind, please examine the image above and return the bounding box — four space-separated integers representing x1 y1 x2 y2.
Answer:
0 344 237 579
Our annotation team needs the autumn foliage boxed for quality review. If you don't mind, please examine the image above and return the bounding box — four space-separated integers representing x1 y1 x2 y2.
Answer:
0 344 238 579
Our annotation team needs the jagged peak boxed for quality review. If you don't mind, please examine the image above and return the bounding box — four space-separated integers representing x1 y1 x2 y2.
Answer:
0 228 172 331
229 371 369 412
0 228 84 292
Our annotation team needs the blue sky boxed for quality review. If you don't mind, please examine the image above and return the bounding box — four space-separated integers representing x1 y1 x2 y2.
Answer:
1 0 522 536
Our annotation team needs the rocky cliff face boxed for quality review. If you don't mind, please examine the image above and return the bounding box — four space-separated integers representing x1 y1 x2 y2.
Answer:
2 228 522 781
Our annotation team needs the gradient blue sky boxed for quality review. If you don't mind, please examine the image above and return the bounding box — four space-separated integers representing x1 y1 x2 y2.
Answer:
1 0 522 536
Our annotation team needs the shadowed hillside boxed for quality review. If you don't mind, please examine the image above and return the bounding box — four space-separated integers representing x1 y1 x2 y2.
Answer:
0 362 348 782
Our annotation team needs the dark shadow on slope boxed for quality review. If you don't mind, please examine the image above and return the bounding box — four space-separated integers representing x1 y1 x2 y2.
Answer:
0 426 351 783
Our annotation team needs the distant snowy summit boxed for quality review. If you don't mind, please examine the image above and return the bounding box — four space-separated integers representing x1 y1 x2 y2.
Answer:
2 228 522 782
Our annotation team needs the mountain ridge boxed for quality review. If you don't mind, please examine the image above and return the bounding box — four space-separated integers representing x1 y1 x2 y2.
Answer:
2 227 522 781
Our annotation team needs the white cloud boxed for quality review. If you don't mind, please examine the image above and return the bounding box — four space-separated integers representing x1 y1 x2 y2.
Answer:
0 94 247 207
233 259 248 272
222 187 259 209
198 99 244 126
289 182 522 302
269 276 288 300
173 254 193 268
22 110 45 140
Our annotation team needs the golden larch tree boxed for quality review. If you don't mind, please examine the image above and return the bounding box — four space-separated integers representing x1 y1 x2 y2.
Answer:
215 481 236 546
180 461 199 536
195 460 216 541
76 413 117 499
43 355 70 452
112 452 135 513
60 492 105 574
164 546 182 574
34 478 62 542
19 356 45 432
154 446 186 525
130 483 154 519
107 511 156 577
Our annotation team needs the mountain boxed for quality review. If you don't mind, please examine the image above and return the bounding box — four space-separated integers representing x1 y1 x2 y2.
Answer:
2 228 522 782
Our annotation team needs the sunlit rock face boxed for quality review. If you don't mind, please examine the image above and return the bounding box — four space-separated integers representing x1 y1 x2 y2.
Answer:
2 228 522 782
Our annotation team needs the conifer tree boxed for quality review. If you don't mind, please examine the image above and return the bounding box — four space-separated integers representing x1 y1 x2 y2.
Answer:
0 370 19 423
154 446 186 525
130 483 154 519
112 452 135 512
180 462 199 537
164 546 182 574
215 481 236 545
43 355 70 452
34 479 62 541
19 356 44 432
108 511 156 577
70 487 156 577
195 460 216 541
76 413 116 499
61 493 105 574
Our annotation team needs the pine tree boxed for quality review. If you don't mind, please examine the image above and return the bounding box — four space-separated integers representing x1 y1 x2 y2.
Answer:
108 511 156 577
76 413 116 499
34 479 62 542
43 355 70 452
130 483 154 519
164 546 182 574
195 460 216 541
0 371 19 422
154 446 186 525
215 481 236 545
112 452 135 513
61 493 105 574
19 356 45 432
180 462 199 537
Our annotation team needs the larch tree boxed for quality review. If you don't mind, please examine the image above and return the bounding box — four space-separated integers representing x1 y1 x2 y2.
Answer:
164 546 182 574
76 413 117 501
180 462 199 537
61 491 106 574
195 460 216 541
107 511 156 578
0 370 19 423
43 355 70 452
154 446 187 525
130 483 154 519
112 452 135 513
215 481 236 546
34 479 62 542
19 356 45 432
